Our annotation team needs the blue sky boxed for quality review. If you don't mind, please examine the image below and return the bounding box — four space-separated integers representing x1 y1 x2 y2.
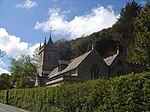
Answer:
0 0 146 74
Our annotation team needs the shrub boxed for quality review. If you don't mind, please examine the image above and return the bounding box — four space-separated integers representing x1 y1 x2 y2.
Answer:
110 72 150 112
0 72 149 112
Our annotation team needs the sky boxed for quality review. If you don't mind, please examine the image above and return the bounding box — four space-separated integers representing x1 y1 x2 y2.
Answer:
0 0 147 74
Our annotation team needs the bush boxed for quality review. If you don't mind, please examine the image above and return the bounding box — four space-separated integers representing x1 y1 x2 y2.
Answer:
0 90 8 104
0 72 149 112
110 72 150 112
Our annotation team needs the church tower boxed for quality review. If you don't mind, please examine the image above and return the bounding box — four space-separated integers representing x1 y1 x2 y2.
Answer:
36 32 60 86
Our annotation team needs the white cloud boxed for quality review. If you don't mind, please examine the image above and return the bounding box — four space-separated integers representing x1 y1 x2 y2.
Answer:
0 67 10 75
34 5 119 39
0 27 40 75
0 61 6 66
29 43 41 56
16 0 37 9
0 27 40 59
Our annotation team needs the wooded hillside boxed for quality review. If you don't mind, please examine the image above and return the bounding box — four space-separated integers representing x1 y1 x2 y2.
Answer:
55 1 150 71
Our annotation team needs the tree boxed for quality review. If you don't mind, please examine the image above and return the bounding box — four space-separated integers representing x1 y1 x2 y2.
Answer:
55 38 72 60
91 28 119 58
113 1 141 53
9 55 37 88
70 37 92 59
95 38 117 58
0 73 11 90
129 2 150 70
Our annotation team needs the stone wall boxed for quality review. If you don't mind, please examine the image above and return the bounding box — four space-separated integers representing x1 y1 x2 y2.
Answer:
78 50 108 81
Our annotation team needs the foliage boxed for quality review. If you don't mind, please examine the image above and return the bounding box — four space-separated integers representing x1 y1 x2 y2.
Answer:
94 34 117 58
128 2 150 70
68 28 118 59
9 55 37 88
110 72 150 111
70 37 92 58
56 1 141 59
0 90 8 104
0 73 11 90
55 38 72 60
113 1 141 47
0 72 149 112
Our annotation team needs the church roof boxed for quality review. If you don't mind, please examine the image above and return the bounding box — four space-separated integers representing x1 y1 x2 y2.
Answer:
103 52 119 66
61 50 92 73
48 49 93 79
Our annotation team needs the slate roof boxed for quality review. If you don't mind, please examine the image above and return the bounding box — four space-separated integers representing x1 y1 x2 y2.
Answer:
58 60 70 65
61 50 92 73
103 52 119 66
48 49 93 79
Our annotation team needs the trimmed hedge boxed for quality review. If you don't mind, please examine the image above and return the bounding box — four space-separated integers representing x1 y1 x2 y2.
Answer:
0 90 8 104
0 72 150 112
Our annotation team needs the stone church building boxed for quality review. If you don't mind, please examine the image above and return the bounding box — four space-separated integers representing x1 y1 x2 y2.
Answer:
35 36 145 87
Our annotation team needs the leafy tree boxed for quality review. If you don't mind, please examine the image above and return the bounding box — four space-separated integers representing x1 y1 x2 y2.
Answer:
68 1 142 59
91 28 118 58
32 47 39 63
95 38 117 58
129 2 150 70
70 37 91 58
0 73 11 90
9 55 37 88
113 1 141 52
68 28 118 59
55 38 72 60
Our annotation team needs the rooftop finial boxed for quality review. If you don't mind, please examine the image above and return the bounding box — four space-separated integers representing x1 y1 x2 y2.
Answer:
50 27 52 38
47 27 54 45
44 37 46 45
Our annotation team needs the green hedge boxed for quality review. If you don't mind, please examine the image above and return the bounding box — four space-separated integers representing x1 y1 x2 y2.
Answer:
0 90 8 104
0 72 150 112
111 73 150 112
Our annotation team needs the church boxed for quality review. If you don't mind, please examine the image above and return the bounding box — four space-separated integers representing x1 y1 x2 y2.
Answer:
35 35 145 87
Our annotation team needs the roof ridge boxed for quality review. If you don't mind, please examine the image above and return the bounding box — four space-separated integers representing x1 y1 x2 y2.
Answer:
48 49 94 79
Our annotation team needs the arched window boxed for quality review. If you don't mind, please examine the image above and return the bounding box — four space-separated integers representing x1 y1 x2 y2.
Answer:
91 64 99 79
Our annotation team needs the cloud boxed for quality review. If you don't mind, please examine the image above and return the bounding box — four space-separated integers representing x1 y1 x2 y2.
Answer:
0 61 6 66
16 0 37 9
0 27 40 59
0 67 10 75
0 27 40 74
34 5 119 39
